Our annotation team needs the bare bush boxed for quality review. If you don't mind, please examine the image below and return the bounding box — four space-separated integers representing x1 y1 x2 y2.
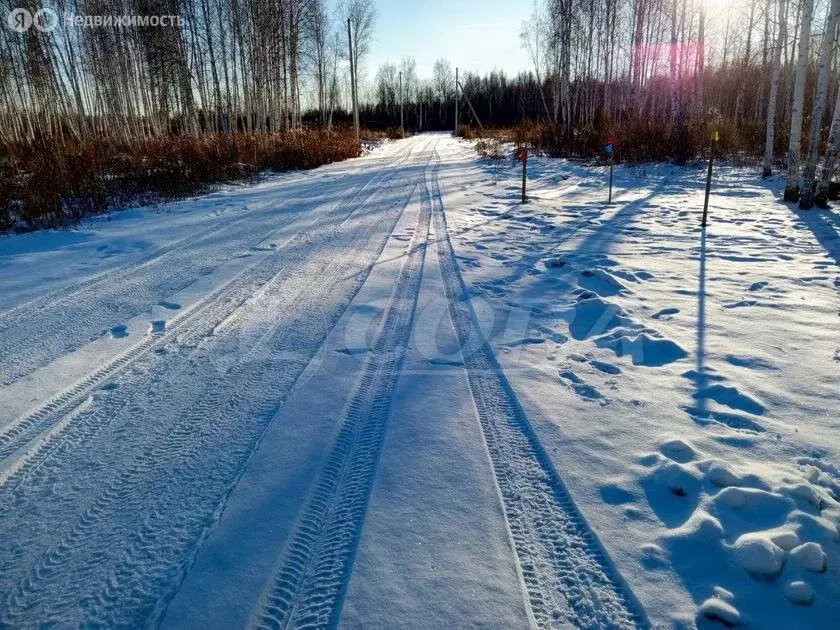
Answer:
0 128 361 232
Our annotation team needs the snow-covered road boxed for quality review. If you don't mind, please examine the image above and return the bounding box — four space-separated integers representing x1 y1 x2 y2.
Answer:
1 133 839 628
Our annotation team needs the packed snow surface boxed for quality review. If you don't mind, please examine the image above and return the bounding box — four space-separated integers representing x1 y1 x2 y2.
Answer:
0 134 838 628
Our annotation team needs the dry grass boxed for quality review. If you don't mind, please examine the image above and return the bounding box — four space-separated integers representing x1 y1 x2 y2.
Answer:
474 139 506 160
360 127 413 141
457 116 768 164
0 128 361 231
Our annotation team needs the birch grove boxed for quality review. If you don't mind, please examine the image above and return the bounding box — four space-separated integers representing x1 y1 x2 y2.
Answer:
0 0 374 143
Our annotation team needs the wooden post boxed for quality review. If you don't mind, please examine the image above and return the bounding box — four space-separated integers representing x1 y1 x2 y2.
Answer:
455 67 459 134
702 131 718 227
347 19 359 142
608 157 614 204
520 148 528 203
399 71 404 137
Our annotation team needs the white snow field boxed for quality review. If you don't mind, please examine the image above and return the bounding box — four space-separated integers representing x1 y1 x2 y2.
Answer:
0 133 838 628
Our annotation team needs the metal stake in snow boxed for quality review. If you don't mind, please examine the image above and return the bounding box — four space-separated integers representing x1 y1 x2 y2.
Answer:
518 147 528 203
399 71 404 138
604 138 615 203
702 130 719 228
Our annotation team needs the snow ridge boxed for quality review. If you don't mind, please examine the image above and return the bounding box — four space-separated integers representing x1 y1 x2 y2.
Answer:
430 151 648 629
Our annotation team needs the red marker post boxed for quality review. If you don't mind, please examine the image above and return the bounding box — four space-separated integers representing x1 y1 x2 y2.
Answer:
518 147 528 203
604 137 615 204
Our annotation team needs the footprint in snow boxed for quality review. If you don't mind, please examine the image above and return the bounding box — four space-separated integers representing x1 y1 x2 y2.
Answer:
599 483 636 505
693 384 765 416
725 354 778 371
659 438 697 463
639 544 669 570
652 307 679 320
336 347 369 356
559 369 605 403
503 336 545 347
578 268 625 298
150 320 166 334
723 299 758 309
683 405 766 433
591 359 622 375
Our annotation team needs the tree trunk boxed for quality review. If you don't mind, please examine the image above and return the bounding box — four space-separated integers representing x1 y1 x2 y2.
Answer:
800 0 840 207
695 5 706 113
818 85 840 201
784 0 814 201
763 0 787 177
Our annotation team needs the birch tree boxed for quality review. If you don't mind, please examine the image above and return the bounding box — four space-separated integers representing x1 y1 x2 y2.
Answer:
785 0 814 201
799 0 840 209
763 0 786 177
817 85 840 203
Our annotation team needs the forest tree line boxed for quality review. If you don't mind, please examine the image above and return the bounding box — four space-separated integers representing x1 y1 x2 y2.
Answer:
0 0 377 138
364 0 840 207
4 0 840 220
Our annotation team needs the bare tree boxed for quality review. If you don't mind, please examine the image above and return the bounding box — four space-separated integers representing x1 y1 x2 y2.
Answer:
799 0 840 208
785 0 815 201
432 57 454 124
341 0 376 93
763 0 786 177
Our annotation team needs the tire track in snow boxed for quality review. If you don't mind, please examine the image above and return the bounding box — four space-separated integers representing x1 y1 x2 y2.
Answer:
0 145 407 327
251 147 438 630
0 147 409 388
0 199 265 324
429 152 648 629
0 145 416 479
0 213 283 387
0 140 432 627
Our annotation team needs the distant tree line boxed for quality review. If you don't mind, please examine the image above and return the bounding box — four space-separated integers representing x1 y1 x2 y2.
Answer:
5 0 840 209
361 0 840 207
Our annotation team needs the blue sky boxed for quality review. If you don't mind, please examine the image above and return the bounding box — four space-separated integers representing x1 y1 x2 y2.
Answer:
363 0 533 80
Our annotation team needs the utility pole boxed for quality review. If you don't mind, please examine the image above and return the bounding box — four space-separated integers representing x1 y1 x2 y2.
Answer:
399 71 404 137
347 18 359 142
454 67 459 134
